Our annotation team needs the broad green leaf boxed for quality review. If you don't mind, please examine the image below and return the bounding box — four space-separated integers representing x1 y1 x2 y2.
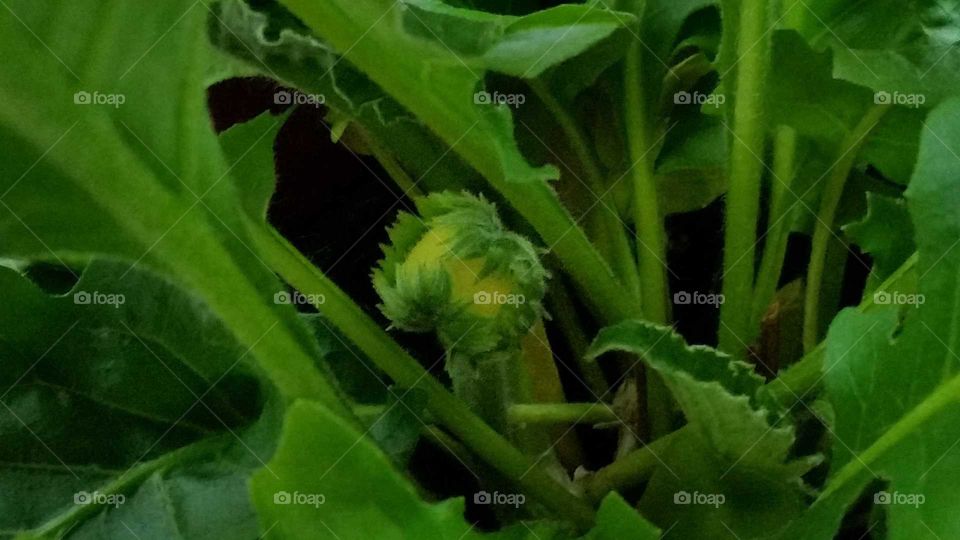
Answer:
252 400 659 539
275 0 556 186
583 493 660 539
767 31 874 146
588 321 818 537
209 0 484 196
787 0 960 107
844 193 915 291
252 400 475 539
401 0 635 78
0 263 283 537
0 0 348 413
779 97 960 539
861 107 925 185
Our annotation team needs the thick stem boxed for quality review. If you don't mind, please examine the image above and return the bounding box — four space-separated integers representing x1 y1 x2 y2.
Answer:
585 430 679 502
625 41 674 440
252 226 595 527
802 105 890 351
624 43 670 325
528 80 643 308
718 0 773 355
750 126 798 343
547 273 609 395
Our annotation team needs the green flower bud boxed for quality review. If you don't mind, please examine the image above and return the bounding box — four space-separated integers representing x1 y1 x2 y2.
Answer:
373 192 548 356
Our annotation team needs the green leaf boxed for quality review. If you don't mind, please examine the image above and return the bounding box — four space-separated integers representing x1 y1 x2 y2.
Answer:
588 321 818 536
275 0 555 186
0 262 272 537
252 400 476 539
253 400 659 539
788 0 960 107
209 0 484 196
588 321 818 475
583 493 660 539
779 97 960 539
844 193 915 291
401 0 635 78
0 0 348 412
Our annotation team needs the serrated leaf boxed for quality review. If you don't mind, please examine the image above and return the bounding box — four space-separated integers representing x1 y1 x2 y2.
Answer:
588 321 818 537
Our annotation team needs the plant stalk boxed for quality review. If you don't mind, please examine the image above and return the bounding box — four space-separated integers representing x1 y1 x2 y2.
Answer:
802 105 890 351
508 403 620 425
624 43 670 325
718 0 774 355
528 80 643 309
750 126 798 343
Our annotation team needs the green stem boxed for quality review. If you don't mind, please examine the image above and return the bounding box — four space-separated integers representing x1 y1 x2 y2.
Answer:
802 105 890 351
819 368 960 501
251 226 595 528
624 43 669 325
750 126 798 343
625 42 674 440
362 129 424 198
508 403 620 425
547 275 609 395
528 80 643 308
718 0 773 355
585 430 679 502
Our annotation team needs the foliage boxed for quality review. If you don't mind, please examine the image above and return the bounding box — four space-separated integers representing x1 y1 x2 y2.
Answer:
0 0 957 538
